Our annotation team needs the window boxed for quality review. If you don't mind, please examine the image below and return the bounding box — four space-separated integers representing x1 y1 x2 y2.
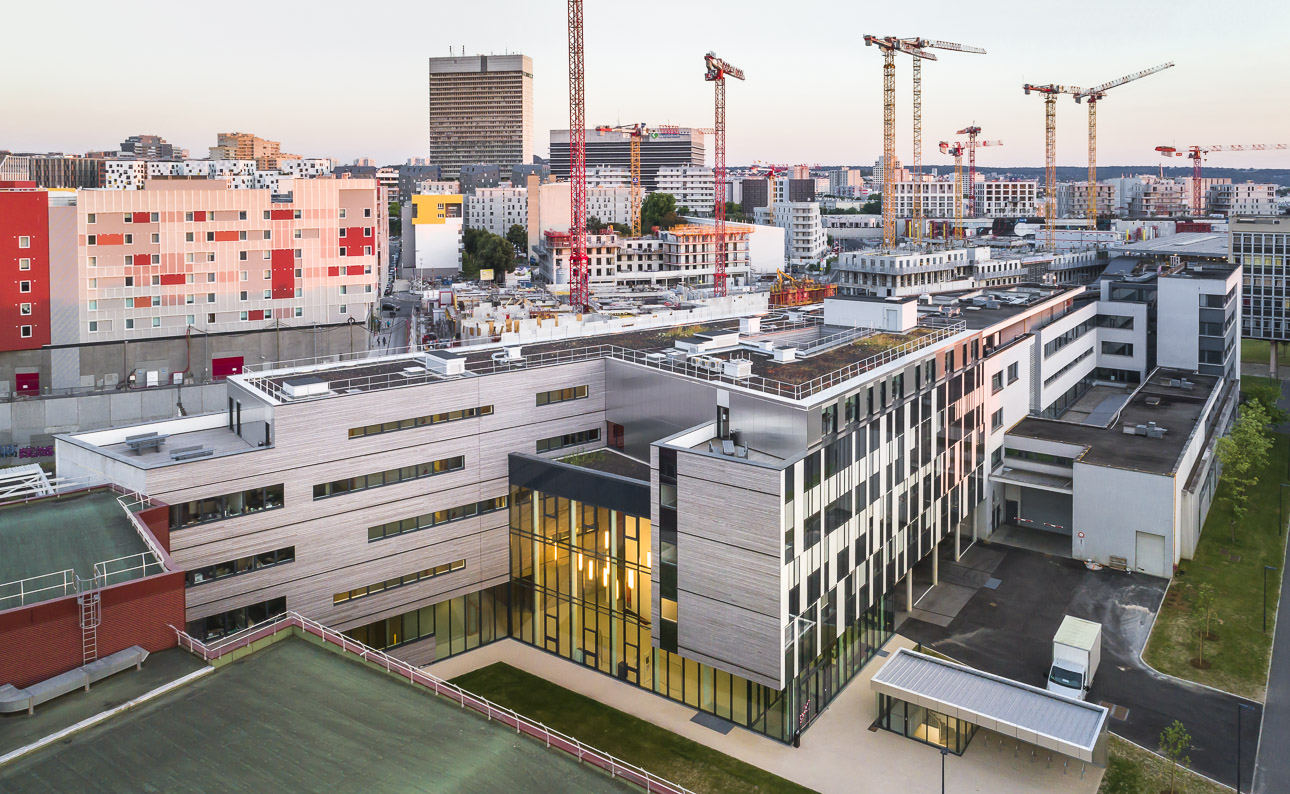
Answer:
263 210 271 220
125 318 134 329
124 234 132 244
263 290 271 299
186 546 295 587
19 303 31 315
207 313 216 323
18 281 31 293
169 484 285 529
19 325 32 338
339 228 347 238
88 321 98 332
991 372 1003 393
312 456 465 500
991 408 1004 431
125 276 134 287
1100 341 1133 357
1007 362 1019 383
87 235 96 245
88 300 97 310
151 275 160 285
150 212 159 222
20 258 32 270
536 385 589 406
208 272 216 282
151 233 160 244
239 211 247 221
240 311 248 321
364 246 372 255
364 208 372 218
348 405 494 438
339 208 347 219
18 236 30 248
536 428 601 453
333 560 466 604
262 230 271 240
186 596 286 642
152 317 161 328
87 214 96 224
294 307 303 317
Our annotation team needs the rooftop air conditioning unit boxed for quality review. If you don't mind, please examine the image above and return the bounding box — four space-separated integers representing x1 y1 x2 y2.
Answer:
282 376 329 398
722 359 753 378
773 347 797 363
423 352 466 376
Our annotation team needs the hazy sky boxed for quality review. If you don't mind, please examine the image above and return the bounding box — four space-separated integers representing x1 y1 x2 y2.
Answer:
4 0 1289 169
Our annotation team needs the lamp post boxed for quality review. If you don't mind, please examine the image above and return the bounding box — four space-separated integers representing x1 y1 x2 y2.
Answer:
1237 701 1256 793
1265 566 1277 634
941 746 949 793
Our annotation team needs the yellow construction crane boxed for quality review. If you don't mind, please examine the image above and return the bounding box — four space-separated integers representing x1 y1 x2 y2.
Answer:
1073 62 1174 226
940 138 1000 242
1022 82 1082 250
863 35 985 251
594 123 649 236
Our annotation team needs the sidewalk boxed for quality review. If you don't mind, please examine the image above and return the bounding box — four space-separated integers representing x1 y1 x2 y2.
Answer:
428 636 1102 794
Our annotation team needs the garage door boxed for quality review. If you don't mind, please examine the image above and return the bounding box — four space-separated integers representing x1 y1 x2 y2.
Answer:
1135 531 1167 577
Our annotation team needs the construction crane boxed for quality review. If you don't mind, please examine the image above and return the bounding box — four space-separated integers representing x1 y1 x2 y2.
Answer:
1155 143 1288 215
955 125 995 218
900 39 985 248
751 161 788 222
567 0 589 309
704 51 745 297
1022 82 1083 250
1073 62 1174 226
594 123 648 236
863 36 985 250
940 139 1000 241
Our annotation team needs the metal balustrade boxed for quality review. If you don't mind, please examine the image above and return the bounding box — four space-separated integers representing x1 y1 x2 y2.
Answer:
170 612 694 794
0 569 76 610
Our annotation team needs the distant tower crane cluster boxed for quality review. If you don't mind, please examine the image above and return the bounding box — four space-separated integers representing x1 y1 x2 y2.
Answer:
1155 143 1288 213
941 137 1000 240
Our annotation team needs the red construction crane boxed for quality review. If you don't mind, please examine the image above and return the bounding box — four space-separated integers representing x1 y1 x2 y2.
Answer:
567 0 589 309
705 51 745 297
940 139 1000 240
1155 144 1288 215
1073 62 1173 225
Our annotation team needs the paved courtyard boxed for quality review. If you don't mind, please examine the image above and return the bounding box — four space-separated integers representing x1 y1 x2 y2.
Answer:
900 541 1260 789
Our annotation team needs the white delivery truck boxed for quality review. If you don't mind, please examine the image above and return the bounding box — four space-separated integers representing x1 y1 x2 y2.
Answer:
1047 616 1102 700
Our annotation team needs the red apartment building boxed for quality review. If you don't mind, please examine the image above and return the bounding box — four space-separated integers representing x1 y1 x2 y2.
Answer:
0 184 52 373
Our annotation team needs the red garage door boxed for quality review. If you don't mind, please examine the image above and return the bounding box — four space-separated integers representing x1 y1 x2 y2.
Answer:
15 372 39 394
212 356 244 380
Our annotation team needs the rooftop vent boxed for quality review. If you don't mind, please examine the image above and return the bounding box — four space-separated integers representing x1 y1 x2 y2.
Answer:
773 347 797 363
423 351 466 376
282 375 328 398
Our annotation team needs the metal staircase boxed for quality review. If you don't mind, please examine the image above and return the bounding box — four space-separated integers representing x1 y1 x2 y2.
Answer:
77 574 102 665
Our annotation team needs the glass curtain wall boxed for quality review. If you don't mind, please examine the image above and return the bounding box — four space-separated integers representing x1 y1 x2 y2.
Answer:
877 693 978 754
509 485 888 743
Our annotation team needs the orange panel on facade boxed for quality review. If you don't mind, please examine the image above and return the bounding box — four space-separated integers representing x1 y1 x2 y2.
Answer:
160 274 185 286
214 230 238 242
132 212 150 224
270 209 294 221
327 266 340 277
96 233 124 245
346 265 365 276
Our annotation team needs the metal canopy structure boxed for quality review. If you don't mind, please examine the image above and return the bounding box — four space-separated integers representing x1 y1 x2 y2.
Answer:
871 648 1109 763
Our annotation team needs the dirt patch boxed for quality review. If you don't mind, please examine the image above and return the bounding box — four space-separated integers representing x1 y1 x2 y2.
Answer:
1190 657 1212 670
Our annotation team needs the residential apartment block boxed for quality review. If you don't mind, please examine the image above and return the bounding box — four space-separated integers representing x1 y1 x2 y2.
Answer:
656 166 715 213
428 55 534 180
404 193 464 279
536 225 754 291
0 180 385 369
466 186 528 238
209 132 300 171
753 192 827 267
52 266 1238 745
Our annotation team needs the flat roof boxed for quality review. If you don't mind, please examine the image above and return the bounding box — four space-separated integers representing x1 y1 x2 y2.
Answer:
1008 370 1220 475
871 648 1108 762
0 490 149 598
557 448 650 481
1114 232 1229 259
0 637 637 793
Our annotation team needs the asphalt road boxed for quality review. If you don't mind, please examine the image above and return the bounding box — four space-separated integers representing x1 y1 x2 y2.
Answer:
1252 378 1290 794
900 544 1260 789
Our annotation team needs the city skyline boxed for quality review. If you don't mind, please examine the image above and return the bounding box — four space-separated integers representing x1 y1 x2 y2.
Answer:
2 0 1289 170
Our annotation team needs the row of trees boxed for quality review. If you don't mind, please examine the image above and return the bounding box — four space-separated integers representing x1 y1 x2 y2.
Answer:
819 196 881 215
462 227 523 280
1213 387 1283 542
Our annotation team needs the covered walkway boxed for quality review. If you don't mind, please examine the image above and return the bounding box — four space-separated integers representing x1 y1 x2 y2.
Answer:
871 648 1109 766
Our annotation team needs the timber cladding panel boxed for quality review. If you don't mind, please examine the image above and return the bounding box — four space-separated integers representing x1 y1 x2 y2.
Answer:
670 446 784 687
144 358 606 630
0 572 185 689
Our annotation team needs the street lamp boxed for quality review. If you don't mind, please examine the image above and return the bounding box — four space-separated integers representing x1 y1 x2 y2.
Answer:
941 746 949 794
1237 701 1256 793
1265 566 1277 634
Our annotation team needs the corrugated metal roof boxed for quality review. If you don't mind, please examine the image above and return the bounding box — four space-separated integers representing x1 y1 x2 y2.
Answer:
871 649 1108 761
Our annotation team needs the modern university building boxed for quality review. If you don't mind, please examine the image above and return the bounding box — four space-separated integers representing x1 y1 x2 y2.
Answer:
27 260 1239 743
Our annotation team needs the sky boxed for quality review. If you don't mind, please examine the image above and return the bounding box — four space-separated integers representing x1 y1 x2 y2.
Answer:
3 0 1289 170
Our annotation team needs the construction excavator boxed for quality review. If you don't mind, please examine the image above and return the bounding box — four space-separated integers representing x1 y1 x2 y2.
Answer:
769 269 835 308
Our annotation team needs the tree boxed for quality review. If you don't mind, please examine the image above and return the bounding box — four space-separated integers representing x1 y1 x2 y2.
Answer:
861 196 881 214
1215 399 1274 541
1158 720 1191 794
724 201 750 223
1195 582 1216 666
641 192 678 231
585 215 606 232
462 227 517 279
1244 382 1288 425
505 224 527 252
388 201 401 237
607 222 631 237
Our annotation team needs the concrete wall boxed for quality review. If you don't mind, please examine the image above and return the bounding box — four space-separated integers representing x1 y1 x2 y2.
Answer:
1074 463 1174 574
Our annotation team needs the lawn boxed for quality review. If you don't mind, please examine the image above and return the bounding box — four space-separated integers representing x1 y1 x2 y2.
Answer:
451 663 815 794
1142 433 1289 700
1099 735 1225 794
1241 338 1290 367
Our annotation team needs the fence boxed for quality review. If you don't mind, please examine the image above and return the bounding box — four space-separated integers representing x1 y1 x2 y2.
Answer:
170 612 694 794
0 569 76 611
94 552 167 588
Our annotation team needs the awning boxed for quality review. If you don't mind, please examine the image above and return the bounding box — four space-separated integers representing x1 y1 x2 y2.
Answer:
871 648 1108 763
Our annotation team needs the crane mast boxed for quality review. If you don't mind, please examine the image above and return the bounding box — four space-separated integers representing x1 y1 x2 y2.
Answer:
1023 83 1081 250
705 51 745 297
567 0 589 309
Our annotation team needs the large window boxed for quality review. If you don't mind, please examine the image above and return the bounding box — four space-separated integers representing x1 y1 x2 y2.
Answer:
186 596 286 642
186 546 294 587
333 560 465 604
170 484 285 529
312 456 464 499
342 583 509 656
1042 318 1094 358
536 428 600 453
347 405 493 438
536 385 589 406
369 496 508 541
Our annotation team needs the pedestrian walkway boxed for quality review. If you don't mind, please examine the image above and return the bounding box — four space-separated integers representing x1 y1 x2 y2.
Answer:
428 636 1102 794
